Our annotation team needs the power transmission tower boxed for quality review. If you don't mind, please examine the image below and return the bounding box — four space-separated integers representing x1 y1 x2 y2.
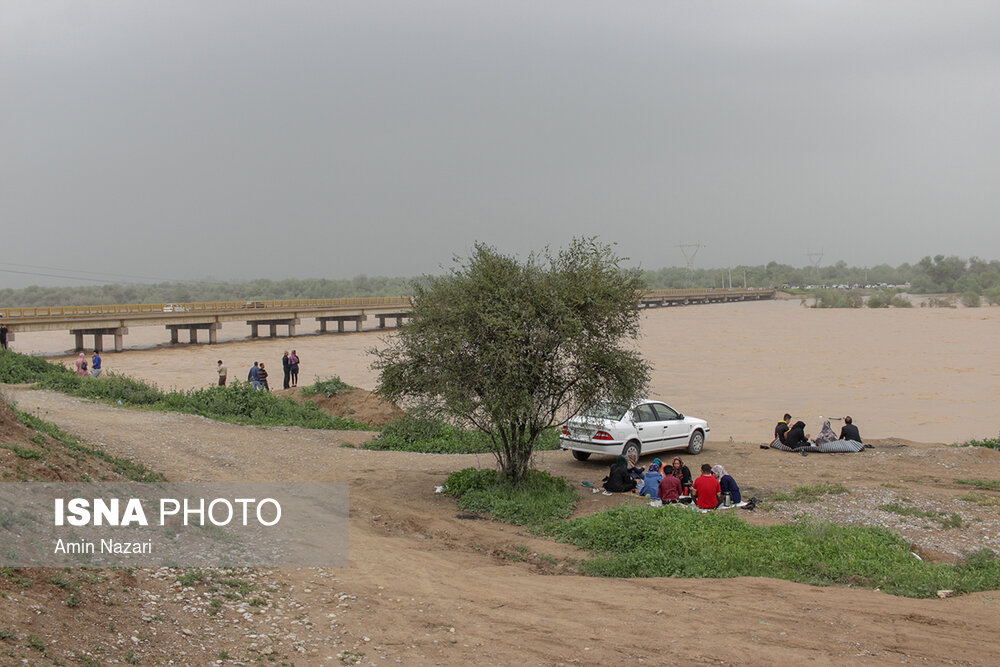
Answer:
678 241 705 287
807 248 824 278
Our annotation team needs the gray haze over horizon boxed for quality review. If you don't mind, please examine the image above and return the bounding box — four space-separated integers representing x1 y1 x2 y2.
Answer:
3 1 999 288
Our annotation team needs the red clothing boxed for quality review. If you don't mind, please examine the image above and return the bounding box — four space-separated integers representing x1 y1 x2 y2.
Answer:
659 474 682 502
693 474 721 509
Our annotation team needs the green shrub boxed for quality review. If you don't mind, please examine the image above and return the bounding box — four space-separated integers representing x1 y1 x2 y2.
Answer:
961 291 982 307
443 468 577 525
867 289 912 308
366 415 560 454
301 376 354 397
813 290 862 308
546 505 1000 597
956 437 1000 451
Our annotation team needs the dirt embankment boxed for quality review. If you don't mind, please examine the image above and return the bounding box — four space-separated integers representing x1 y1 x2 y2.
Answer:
276 386 405 427
3 387 1000 666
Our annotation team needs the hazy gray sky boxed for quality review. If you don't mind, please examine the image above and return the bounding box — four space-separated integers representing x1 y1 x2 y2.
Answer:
3 1 999 288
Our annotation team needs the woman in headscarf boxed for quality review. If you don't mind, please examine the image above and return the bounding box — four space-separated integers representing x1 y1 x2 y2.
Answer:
638 461 663 498
668 457 693 494
785 421 811 449
712 464 741 504
75 352 88 377
812 420 838 445
602 455 637 493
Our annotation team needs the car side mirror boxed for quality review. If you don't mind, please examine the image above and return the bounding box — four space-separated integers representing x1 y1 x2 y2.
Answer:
676 414 684 420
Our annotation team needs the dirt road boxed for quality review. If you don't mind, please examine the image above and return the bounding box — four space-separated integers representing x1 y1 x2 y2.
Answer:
8 386 1000 666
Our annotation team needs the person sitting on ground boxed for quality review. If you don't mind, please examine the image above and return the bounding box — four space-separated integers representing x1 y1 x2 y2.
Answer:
712 464 741 504
658 467 683 503
626 451 644 480
813 420 838 445
668 457 693 494
785 420 811 449
692 463 722 509
839 416 863 443
602 455 637 493
638 462 663 498
774 413 792 445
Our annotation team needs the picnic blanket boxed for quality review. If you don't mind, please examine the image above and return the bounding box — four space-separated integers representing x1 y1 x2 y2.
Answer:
769 438 864 453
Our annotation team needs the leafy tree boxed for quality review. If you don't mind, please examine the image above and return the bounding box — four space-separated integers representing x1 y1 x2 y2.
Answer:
370 239 650 484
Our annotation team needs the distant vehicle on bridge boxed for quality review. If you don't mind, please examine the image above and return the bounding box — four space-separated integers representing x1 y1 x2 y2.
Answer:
242 300 266 309
162 304 188 312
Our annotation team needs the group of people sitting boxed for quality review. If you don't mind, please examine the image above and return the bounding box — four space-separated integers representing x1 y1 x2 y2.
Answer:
602 454 741 509
772 413 866 454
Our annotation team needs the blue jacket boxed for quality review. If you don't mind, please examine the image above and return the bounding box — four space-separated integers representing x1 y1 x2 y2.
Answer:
639 471 663 498
248 366 259 381
719 474 741 504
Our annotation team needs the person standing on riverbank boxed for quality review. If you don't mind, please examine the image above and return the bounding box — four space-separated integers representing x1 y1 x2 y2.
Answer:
282 351 291 389
289 350 300 387
217 360 227 386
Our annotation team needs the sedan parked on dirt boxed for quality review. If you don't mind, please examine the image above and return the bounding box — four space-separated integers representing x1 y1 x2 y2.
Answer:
559 399 709 461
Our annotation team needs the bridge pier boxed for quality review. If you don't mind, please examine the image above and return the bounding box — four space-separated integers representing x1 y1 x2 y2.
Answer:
317 315 366 334
376 312 409 329
166 322 222 345
71 327 128 353
248 319 299 339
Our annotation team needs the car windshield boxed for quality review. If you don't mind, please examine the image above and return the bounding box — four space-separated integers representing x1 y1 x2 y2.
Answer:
581 404 627 421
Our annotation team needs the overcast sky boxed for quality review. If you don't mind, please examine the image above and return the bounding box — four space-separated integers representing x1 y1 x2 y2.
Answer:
2 1 999 288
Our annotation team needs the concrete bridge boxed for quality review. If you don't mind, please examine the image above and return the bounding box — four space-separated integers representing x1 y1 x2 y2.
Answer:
0 289 774 352
0 297 413 352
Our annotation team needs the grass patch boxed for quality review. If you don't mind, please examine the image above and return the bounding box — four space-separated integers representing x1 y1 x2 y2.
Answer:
956 437 1000 451
366 415 559 454
771 482 849 503
0 350 374 431
879 503 963 529
3 443 43 460
955 479 1000 491
545 505 1000 598
13 409 164 482
959 492 1000 507
443 468 577 525
301 376 353 397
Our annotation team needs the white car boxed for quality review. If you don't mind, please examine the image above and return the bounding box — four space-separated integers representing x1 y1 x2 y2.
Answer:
560 399 709 461
162 304 188 312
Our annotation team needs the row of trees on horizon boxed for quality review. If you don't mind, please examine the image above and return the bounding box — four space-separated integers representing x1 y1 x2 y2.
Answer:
2 255 999 307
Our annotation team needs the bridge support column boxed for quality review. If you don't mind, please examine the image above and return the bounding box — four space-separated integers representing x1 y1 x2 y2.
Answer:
170 328 179 344
165 322 221 346
189 328 198 344
75 332 84 351
71 327 128 353
250 323 259 338
376 313 409 329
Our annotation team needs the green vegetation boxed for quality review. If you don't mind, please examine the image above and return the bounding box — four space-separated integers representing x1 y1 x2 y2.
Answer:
3 443 43 460
866 289 912 308
771 483 849 503
301 376 354 397
545 505 1000 598
955 479 1000 491
813 290 862 308
956 437 1000 451
13 408 164 482
365 415 559 454
373 239 649 484
443 468 578 525
959 492 1000 507
879 503 963 529
0 350 374 431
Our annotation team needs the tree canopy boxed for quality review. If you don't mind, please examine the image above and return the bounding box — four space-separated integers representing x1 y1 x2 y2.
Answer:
370 239 650 484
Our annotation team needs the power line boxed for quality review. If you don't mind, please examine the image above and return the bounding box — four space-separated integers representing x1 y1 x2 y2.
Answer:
0 260 173 283
0 267 138 284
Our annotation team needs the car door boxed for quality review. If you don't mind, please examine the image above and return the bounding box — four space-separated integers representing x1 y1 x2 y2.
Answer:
651 402 689 450
631 403 668 450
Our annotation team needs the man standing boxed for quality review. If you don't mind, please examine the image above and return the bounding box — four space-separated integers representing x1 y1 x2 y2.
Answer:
840 416 863 443
282 351 291 390
217 360 227 386
248 362 261 391
0 318 8 350
692 463 722 509
91 351 102 378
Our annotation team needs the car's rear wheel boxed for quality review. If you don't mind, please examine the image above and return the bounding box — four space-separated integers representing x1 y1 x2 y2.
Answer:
622 440 641 461
571 450 591 462
687 430 705 455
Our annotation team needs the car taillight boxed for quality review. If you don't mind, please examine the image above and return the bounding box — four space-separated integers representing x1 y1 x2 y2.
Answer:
592 431 614 440
561 425 571 436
